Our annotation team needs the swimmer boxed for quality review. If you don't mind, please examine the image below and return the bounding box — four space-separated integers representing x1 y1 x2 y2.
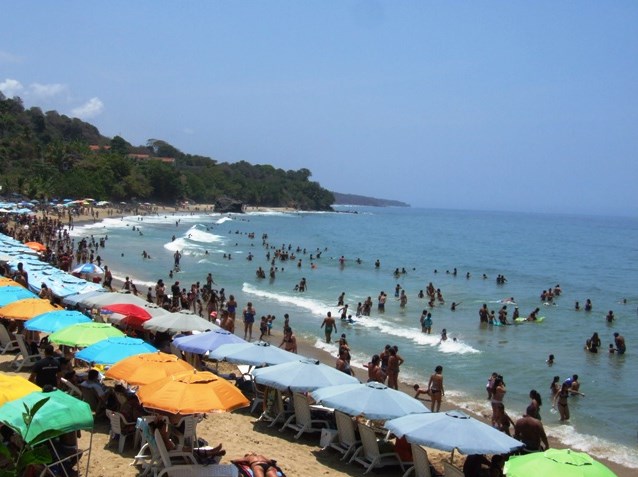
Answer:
546 354 555 366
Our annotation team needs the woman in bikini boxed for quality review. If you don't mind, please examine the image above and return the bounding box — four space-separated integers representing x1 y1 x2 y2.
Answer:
553 382 571 421
232 452 278 477
427 365 444 412
491 376 506 426
279 327 297 353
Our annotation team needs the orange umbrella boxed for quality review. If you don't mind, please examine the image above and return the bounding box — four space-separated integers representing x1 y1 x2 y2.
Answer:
0 277 21 287
0 298 60 321
24 242 46 252
105 351 194 386
136 370 250 414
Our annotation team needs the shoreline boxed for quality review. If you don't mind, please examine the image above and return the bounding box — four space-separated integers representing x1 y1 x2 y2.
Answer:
2 207 633 476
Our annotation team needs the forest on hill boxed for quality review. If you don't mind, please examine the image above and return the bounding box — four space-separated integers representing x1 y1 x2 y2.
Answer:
0 93 334 210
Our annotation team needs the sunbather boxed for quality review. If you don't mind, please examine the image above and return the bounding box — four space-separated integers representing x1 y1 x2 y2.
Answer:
232 452 278 477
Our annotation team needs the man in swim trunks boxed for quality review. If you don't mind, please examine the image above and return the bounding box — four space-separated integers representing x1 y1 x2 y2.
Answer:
232 452 278 477
320 311 337 343
614 332 626 354
514 415 549 451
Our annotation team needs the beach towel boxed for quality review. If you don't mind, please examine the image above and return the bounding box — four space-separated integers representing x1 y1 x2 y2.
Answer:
233 462 286 477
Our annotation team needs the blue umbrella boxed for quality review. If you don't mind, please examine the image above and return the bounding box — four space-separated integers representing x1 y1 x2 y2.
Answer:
0 286 37 306
385 410 523 456
75 337 157 365
25 310 92 333
251 358 359 392
209 341 299 367
310 381 429 420
172 328 245 354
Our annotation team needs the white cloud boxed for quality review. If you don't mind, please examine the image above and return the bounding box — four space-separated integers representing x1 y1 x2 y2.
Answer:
71 97 104 119
30 82 67 99
183 127 195 135
0 78 24 97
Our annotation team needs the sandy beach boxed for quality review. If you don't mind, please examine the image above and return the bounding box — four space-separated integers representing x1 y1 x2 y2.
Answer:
0 205 632 477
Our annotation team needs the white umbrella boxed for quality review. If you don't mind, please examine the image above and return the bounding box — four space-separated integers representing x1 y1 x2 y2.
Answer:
209 341 299 367
385 410 523 456
143 311 215 333
310 381 429 420
251 358 359 392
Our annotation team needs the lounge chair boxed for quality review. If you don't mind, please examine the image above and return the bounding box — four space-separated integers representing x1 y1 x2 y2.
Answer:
11 334 41 372
280 392 332 440
258 388 294 428
154 428 238 477
403 443 433 477
170 414 200 451
325 410 361 461
442 461 465 477
0 323 19 354
349 422 410 474
60 377 82 398
106 409 139 454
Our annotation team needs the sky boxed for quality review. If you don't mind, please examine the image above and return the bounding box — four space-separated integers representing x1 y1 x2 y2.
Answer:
1 1 637 216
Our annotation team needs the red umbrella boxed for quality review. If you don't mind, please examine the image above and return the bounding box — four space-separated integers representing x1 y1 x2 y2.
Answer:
101 303 152 327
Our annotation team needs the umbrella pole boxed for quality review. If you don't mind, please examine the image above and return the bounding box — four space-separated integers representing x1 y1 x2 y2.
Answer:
450 448 455 465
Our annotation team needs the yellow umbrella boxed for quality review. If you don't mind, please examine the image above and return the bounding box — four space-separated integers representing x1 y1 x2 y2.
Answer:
136 370 250 414
0 298 61 321
0 373 42 406
0 277 21 287
105 351 194 386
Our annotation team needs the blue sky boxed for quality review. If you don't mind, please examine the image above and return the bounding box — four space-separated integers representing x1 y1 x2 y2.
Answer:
1 1 637 216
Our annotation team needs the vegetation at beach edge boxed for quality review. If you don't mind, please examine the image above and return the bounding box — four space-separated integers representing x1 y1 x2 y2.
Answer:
0 93 335 210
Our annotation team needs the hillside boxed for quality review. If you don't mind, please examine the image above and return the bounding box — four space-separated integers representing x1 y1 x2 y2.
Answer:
0 94 334 210
331 192 410 207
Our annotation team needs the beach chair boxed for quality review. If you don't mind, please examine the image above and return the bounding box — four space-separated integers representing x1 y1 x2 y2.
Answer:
250 378 265 413
106 409 139 454
154 428 238 477
60 377 82 398
280 392 332 440
442 461 464 477
325 410 361 461
349 422 410 474
0 323 19 354
402 444 433 477
80 385 105 417
11 334 41 372
170 414 199 451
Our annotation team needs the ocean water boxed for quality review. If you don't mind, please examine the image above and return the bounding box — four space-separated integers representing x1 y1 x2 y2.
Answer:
70 206 638 467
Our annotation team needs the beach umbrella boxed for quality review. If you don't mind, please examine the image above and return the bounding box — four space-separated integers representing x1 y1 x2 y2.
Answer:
0 277 21 287
251 358 359 392
173 328 245 354
136 370 250 414
24 241 46 252
209 341 299 366
0 285 37 306
0 373 41 406
105 351 194 386
49 322 124 347
310 381 430 420
0 298 60 321
75 337 157 366
0 390 93 446
101 303 152 327
25 309 92 333
504 448 618 477
385 410 523 456
71 262 104 275
143 311 215 333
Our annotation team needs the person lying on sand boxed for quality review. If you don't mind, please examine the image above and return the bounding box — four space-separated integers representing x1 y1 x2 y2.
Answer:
232 452 279 477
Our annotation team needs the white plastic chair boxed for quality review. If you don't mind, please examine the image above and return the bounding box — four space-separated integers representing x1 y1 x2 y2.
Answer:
0 323 19 354
107 409 139 454
326 410 361 461
349 422 409 474
11 334 41 371
60 377 82 398
170 414 199 451
403 443 433 477
280 392 332 439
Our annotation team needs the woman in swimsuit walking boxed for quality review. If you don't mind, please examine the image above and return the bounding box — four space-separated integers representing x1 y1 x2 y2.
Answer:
553 382 571 421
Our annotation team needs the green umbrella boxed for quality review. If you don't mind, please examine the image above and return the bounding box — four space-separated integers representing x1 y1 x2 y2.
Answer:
0 390 93 445
505 449 618 477
48 322 124 347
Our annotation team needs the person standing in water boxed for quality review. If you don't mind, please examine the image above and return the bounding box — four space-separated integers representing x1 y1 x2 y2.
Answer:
320 311 337 343
427 365 445 412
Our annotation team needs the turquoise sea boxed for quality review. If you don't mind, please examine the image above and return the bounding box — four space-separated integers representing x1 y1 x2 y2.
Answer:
71 206 638 467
